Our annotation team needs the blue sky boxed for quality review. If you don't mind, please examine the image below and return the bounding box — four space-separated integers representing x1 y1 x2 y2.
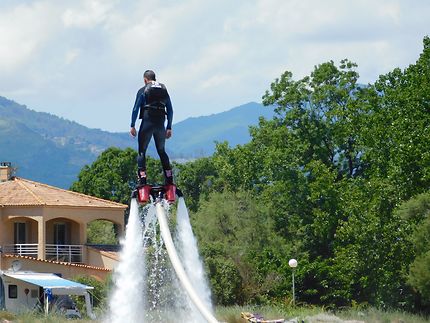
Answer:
0 0 429 132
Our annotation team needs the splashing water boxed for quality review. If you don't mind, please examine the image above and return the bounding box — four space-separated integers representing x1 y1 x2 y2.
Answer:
107 199 145 323
176 197 213 322
107 198 214 322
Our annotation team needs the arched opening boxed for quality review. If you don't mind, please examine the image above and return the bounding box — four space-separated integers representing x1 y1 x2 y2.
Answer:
86 219 121 245
45 218 82 263
2 217 38 258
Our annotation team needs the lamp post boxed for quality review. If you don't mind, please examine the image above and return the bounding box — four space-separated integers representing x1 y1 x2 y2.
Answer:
288 258 297 305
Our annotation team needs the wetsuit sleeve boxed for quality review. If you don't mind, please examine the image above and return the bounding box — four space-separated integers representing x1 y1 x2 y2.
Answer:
130 89 145 127
165 95 173 130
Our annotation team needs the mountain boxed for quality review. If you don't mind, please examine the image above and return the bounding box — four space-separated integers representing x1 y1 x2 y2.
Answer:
169 102 274 157
0 96 273 188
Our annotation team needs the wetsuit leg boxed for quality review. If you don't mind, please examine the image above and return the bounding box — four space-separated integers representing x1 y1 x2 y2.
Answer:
152 121 171 170
137 118 155 172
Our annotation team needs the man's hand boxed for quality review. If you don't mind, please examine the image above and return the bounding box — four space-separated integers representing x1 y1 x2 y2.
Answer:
166 129 172 139
130 127 137 137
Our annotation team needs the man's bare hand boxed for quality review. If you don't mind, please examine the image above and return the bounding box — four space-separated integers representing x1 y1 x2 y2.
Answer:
130 127 137 137
166 129 172 139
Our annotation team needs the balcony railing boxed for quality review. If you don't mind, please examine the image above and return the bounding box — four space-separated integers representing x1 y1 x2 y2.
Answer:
2 243 83 264
2 244 38 258
45 244 83 263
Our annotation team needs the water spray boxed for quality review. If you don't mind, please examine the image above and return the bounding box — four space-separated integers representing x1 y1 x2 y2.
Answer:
108 184 217 323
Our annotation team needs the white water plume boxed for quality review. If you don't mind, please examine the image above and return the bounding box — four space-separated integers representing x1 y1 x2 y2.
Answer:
107 197 215 322
176 197 214 321
106 199 146 323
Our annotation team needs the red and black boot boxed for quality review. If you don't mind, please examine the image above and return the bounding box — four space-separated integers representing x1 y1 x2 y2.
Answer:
163 169 174 185
163 169 176 203
137 169 147 187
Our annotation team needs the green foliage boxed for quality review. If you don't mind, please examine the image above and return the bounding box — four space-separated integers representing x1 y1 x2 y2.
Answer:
71 275 111 312
397 191 430 304
70 147 137 204
175 156 219 211
192 191 294 305
71 147 167 204
71 147 168 242
87 220 119 244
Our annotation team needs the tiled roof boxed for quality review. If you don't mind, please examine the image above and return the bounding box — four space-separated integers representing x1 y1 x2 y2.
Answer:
0 177 127 209
2 254 111 272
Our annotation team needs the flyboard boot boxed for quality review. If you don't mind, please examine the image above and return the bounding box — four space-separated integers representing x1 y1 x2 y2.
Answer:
133 169 181 204
163 169 176 203
136 169 152 203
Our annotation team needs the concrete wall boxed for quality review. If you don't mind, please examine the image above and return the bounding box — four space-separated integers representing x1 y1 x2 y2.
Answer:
86 247 118 270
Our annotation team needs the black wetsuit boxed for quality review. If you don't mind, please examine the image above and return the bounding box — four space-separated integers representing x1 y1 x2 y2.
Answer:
130 81 173 173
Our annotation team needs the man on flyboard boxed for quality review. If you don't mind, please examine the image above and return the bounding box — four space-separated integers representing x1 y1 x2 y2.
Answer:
130 70 174 187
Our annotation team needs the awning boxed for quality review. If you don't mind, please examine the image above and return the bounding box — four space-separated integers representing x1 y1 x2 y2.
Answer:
3 272 93 295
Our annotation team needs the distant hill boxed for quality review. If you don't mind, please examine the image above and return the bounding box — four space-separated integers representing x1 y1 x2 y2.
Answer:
169 102 274 157
0 96 273 188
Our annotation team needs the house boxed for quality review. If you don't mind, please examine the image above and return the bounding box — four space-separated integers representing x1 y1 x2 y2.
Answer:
0 162 127 281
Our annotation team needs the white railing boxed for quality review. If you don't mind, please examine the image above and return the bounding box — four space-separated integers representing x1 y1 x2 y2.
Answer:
2 244 38 257
45 244 83 263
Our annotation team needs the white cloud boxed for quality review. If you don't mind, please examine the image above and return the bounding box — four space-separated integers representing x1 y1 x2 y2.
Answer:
0 1 61 72
0 0 429 131
65 49 81 65
62 0 117 29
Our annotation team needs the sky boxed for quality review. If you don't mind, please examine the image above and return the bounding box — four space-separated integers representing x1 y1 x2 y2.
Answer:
0 0 429 132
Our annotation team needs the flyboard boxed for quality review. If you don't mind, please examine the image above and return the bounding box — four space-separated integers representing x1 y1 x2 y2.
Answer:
132 184 219 323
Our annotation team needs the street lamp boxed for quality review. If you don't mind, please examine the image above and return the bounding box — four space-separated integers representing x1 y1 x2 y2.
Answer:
288 258 297 305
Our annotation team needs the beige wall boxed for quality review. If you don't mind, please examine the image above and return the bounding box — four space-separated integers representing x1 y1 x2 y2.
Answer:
1 256 111 281
0 217 38 244
0 205 125 246
86 247 119 270
1 205 124 269
0 207 43 246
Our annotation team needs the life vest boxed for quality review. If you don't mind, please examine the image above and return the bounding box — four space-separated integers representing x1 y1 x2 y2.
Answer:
139 82 169 118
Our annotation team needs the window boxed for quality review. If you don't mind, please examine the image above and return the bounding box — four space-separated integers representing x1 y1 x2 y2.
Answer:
54 223 67 245
14 222 26 244
8 285 17 299
30 289 38 298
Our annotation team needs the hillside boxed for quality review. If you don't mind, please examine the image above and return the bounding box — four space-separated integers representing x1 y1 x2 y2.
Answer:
0 96 272 188
169 102 274 157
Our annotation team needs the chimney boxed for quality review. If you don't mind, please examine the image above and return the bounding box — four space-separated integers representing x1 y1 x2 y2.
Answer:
0 162 13 182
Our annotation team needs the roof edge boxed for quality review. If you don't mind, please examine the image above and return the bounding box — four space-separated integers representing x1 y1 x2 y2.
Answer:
14 177 128 208
2 253 111 272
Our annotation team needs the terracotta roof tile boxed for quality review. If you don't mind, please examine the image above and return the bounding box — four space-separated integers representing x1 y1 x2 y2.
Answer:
2 254 111 272
0 177 127 209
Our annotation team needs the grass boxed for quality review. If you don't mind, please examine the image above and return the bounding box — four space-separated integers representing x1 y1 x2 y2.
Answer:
215 305 430 323
0 306 428 322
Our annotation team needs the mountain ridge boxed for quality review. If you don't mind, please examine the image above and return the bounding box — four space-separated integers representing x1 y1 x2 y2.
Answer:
0 96 273 188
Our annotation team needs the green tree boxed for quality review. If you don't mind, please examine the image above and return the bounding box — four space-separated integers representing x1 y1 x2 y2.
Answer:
71 275 111 312
193 190 294 305
397 192 430 304
175 156 219 211
71 147 166 243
